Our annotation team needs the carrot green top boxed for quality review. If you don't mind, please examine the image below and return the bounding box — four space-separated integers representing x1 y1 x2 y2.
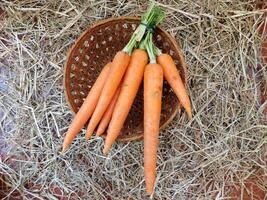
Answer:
122 3 165 55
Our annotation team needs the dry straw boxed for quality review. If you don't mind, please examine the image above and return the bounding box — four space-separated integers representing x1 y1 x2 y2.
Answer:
0 0 266 199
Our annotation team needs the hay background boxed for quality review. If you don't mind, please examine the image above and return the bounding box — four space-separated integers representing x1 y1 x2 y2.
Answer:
0 0 266 199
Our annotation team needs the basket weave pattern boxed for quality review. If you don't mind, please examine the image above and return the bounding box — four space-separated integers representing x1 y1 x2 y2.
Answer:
64 17 187 141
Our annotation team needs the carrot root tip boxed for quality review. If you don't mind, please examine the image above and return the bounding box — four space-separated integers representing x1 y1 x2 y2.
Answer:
103 145 110 155
96 131 102 137
146 186 154 195
62 143 68 152
187 111 193 120
85 134 92 140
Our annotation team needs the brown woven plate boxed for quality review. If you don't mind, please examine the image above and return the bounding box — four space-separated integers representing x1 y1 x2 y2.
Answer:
64 17 187 142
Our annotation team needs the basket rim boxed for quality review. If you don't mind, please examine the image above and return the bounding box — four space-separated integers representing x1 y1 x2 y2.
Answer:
63 16 188 141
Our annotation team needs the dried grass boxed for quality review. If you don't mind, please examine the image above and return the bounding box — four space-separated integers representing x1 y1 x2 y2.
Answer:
0 0 266 199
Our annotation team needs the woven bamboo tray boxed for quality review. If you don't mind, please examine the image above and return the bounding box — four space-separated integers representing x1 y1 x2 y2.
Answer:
63 17 188 141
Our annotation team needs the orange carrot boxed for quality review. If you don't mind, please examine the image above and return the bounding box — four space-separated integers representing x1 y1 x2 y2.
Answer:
157 54 192 119
143 63 163 195
96 84 122 137
62 62 111 151
103 49 148 154
85 51 130 140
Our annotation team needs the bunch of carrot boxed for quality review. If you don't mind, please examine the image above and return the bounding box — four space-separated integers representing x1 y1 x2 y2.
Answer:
62 4 192 195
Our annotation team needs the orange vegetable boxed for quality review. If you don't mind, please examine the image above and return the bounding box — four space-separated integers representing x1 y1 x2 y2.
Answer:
62 62 111 151
96 84 122 136
157 53 192 119
103 49 148 154
85 51 130 140
143 63 163 195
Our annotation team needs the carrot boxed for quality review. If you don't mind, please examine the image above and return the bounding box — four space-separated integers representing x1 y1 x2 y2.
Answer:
139 32 164 195
96 83 122 137
157 53 192 119
103 49 148 154
143 63 163 195
85 51 130 140
62 62 111 151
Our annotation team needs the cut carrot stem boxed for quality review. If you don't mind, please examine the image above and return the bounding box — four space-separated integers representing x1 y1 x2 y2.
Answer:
62 62 111 151
103 49 148 154
144 63 163 195
85 51 131 140
96 83 122 137
157 53 192 119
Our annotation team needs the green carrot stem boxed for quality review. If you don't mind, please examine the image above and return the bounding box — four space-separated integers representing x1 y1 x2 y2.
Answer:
139 33 149 50
122 4 164 55
146 32 157 63
153 43 162 56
